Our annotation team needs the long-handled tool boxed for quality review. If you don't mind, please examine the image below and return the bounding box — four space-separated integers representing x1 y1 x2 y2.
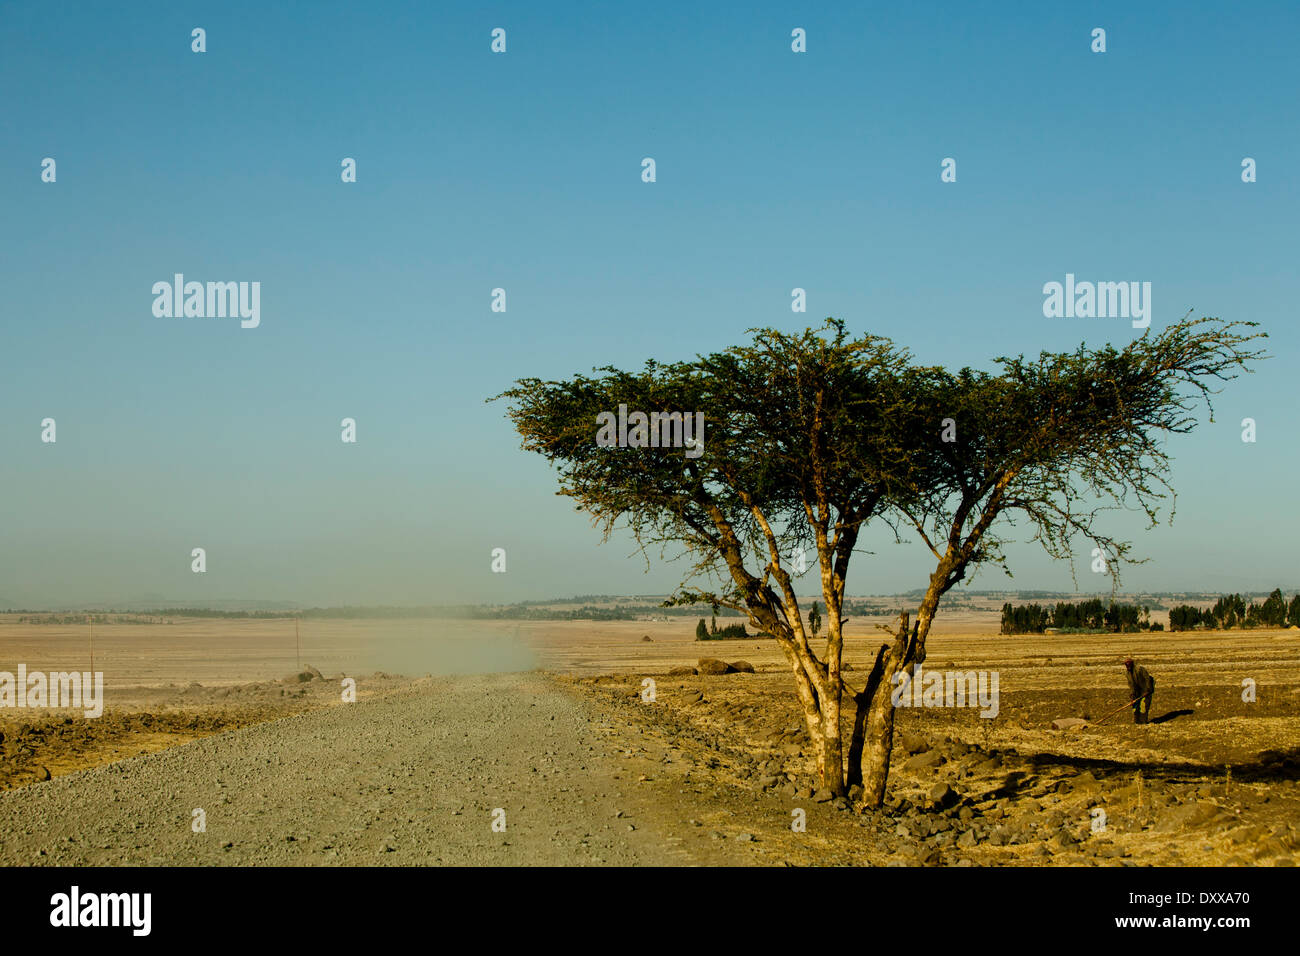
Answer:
1093 694 1145 726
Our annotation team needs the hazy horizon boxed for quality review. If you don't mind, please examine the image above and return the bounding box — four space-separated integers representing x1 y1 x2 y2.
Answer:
8 585 1300 615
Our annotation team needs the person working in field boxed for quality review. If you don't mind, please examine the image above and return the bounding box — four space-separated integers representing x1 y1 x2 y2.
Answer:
1124 658 1155 724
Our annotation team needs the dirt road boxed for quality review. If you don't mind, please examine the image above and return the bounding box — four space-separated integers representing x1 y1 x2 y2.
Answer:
0 672 757 866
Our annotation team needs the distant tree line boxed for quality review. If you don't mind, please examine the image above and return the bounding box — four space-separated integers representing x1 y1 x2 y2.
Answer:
1000 599 1159 635
10 613 162 625
695 616 760 640
1168 589 1299 631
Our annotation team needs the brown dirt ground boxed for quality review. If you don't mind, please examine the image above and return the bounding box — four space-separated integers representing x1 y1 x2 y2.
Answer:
3 613 1296 865
558 622 1300 866
0 672 414 791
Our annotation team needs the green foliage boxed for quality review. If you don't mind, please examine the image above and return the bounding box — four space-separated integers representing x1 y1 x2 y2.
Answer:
1257 588 1288 627
1168 604 1206 630
1001 599 1154 634
697 617 750 640
1169 590 1295 630
1210 593 1247 628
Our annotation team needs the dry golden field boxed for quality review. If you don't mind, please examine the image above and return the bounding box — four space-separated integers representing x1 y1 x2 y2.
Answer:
2 608 1297 865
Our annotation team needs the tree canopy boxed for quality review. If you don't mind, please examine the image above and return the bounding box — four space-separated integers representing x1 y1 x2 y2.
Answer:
494 315 1267 805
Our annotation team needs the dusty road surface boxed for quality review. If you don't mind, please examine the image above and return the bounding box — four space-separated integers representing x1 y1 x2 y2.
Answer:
0 672 758 866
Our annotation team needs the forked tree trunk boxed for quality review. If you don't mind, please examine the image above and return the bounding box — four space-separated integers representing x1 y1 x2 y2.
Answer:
852 612 911 807
856 582 946 806
860 670 900 807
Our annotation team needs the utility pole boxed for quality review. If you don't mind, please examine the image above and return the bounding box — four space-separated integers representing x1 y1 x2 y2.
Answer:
295 616 300 669
90 615 95 674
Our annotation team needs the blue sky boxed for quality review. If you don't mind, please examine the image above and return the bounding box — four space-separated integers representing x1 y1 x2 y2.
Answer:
1 1 1296 607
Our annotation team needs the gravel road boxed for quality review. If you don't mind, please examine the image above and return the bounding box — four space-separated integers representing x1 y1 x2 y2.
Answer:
0 672 742 866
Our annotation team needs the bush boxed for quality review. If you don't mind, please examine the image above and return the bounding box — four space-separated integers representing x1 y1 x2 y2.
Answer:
696 617 750 640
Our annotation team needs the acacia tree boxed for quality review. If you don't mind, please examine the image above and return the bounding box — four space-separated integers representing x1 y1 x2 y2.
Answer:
495 322 923 797
497 316 1266 808
850 316 1268 804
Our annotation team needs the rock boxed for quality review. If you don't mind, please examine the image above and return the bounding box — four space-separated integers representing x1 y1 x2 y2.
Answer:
757 775 780 790
813 788 834 803
36 765 51 782
1050 717 1089 730
848 784 865 802
667 666 698 676
736 833 756 842
1254 838 1289 860
641 635 653 642
697 658 733 676
898 731 930 755
831 797 849 811
1226 825 1268 846
1072 771 1101 791
903 750 944 771
995 771 1027 795
957 829 977 847
1155 801 1229 833
728 660 756 673
928 783 958 810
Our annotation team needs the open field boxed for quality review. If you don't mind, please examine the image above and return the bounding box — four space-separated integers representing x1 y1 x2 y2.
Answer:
1 610 1297 865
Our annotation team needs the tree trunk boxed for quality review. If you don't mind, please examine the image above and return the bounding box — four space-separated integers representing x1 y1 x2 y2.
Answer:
821 616 845 795
860 670 900 808
857 578 948 806
853 612 910 806
845 642 888 789
772 637 831 790
819 695 844 796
